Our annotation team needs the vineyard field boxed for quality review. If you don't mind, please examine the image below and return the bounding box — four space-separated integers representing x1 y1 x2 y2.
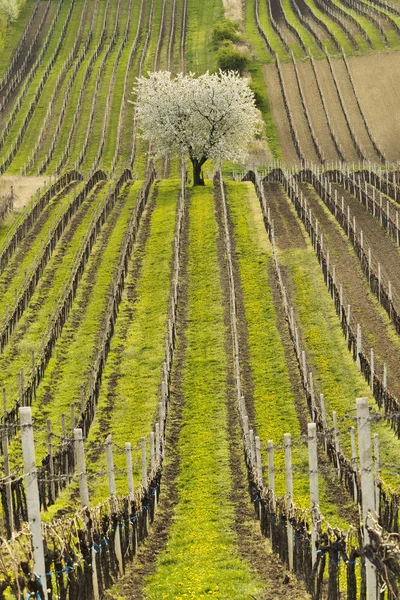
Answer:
0 0 400 598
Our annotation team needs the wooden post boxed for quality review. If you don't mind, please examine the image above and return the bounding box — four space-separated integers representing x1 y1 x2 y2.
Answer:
2 424 13 535
74 428 89 509
356 324 362 369
374 434 380 519
383 364 387 395
19 407 48 600
141 437 147 489
284 433 294 571
308 423 319 567
368 248 371 284
350 426 358 503
47 419 55 504
70 403 75 433
267 440 275 493
346 305 351 342
125 442 135 502
333 411 340 477
249 429 256 474
155 422 160 466
255 436 263 486
105 435 123 577
356 398 377 600
370 348 374 393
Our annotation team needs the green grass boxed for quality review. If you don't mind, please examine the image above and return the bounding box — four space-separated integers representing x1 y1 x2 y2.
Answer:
0 1 76 167
245 0 288 62
186 0 223 72
30 182 144 448
305 0 355 55
44 0 109 173
0 182 101 406
276 192 400 489
9 0 87 174
65 0 119 169
225 181 347 525
0 182 86 323
144 183 265 599
332 0 385 51
100 0 143 171
85 179 180 504
0 0 38 77
281 0 322 57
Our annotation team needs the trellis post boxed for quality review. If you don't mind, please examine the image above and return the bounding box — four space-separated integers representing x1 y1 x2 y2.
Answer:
284 433 294 571
105 434 123 577
20 407 48 600
356 398 378 600
308 423 319 567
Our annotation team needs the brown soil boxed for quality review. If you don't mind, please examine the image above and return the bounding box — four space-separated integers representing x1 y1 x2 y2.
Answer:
296 61 339 163
263 64 300 166
103 188 191 600
297 181 400 398
262 182 359 525
329 58 380 162
347 50 400 164
214 182 311 598
313 58 359 163
331 181 400 300
280 63 320 164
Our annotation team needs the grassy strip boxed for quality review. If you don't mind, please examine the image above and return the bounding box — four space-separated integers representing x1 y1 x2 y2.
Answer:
0 182 86 322
44 0 108 173
277 193 400 488
100 0 143 171
65 0 119 169
0 0 37 75
85 179 180 505
80 1 130 171
245 0 287 62
186 0 223 72
304 0 355 55
1 183 104 405
144 183 264 599
225 181 346 524
280 0 322 57
0 1 78 163
8 0 87 174
332 0 385 51
31 181 144 445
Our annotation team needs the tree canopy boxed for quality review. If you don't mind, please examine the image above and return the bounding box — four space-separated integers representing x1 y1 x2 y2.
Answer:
134 70 260 185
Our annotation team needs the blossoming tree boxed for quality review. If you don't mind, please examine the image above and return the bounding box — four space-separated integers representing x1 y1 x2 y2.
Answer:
134 70 259 185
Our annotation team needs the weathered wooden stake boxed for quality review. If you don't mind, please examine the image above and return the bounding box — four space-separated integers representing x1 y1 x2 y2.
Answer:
284 433 294 571
308 423 319 567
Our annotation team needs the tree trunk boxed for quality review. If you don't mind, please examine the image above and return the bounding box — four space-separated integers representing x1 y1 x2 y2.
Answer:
191 157 206 186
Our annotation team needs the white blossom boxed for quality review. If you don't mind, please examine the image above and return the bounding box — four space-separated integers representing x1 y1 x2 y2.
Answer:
134 70 260 183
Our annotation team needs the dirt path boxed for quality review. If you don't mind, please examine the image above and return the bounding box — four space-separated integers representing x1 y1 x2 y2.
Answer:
331 58 381 162
297 181 400 397
313 58 359 163
263 64 301 166
280 63 320 164
270 0 300 46
296 61 339 162
347 51 400 163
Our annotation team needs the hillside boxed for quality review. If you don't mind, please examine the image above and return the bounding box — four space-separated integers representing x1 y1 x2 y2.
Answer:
0 0 400 599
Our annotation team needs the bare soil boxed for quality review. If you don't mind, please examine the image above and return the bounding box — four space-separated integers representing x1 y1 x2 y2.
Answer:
296 61 339 162
332 181 400 302
347 50 400 164
313 58 359 163
263 64 300 166
280 63 320 163
297 181 400 398
329 58 380 162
